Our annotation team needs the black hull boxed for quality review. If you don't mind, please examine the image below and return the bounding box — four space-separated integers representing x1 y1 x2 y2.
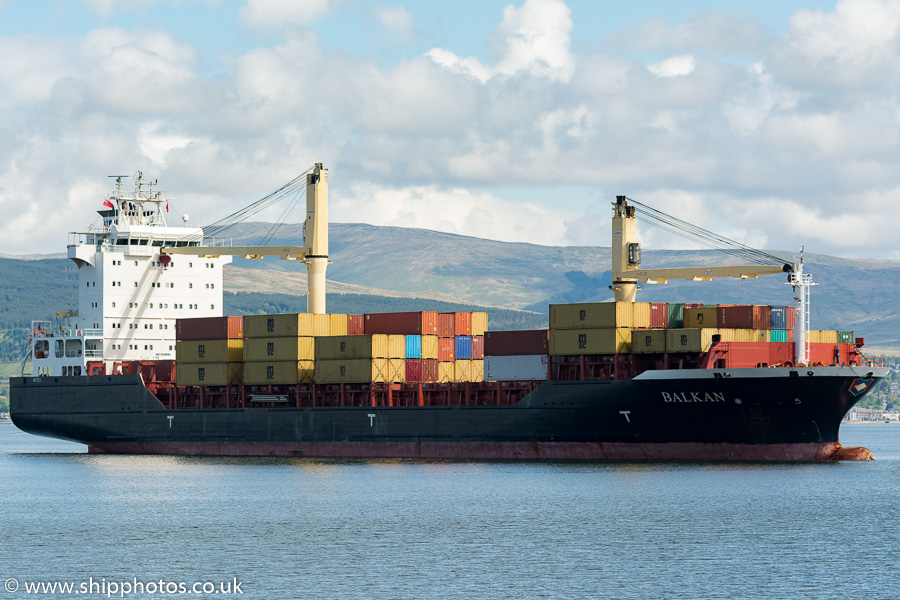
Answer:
9 367 884 461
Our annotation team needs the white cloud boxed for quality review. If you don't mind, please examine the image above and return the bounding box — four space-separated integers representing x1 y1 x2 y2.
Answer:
426 0 573 83
332 184 575 245
374 6 414 36
240 0 331 31
647 55 695 78
82 0 157 18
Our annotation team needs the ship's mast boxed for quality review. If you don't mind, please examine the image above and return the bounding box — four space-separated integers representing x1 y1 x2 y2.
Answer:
788 249 815 365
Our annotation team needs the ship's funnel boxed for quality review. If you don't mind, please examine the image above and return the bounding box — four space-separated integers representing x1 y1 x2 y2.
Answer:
305 163 328 314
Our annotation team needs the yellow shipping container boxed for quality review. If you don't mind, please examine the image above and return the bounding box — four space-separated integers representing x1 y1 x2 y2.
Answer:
175 339 243 363
328 314 348 336
472 359 484 382
549 328 632 356
243 361 314 385
313 314 330 337
243 337 315 362
422 335 439 360
472 312 488 336
666 329 729 353
176 362 242 386
314 358 405 384
631 329 667 354
632 302 652 328
438 361 454 383
455 359 472 382
549 302 634 330
244 313 315 338
808 330 839 344
315 334 400 359
684 307 718 328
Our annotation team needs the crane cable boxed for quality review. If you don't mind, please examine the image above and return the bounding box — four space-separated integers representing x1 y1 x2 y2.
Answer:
625 196 790 266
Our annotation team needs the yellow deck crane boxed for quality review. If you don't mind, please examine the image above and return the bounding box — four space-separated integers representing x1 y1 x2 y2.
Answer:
159 163 330 313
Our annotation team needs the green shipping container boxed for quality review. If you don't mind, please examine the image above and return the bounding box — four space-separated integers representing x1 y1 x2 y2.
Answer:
667 303 684 328
770 329 789 342
838 331 854 344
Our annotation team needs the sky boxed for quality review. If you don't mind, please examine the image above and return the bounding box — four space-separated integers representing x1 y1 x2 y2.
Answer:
1 0 899 259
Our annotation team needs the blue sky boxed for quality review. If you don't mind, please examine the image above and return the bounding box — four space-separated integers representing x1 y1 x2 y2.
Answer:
1 0 899 259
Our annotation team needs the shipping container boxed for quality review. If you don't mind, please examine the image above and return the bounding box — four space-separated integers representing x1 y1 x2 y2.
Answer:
438 337 455 362
313 314 330 337
244 313 314 338
405 335 422 359
314 358 405 384
549 328 632 356
786 306 796 331
176 362 242 386
456 336 473 360
472 360 484 382
808 330 839 344
454 312 472 336
484 329 549 356
837 331 854 344
717 306 753 329
684 307 718 328
406 358 422 382
666 329 725 353
438 361 454 383
244 361 315 385
632 302 652 328
472 335 485 360
423 359 439 383
421 335 438 360
176 339 243 363
404 359 440 383
315 334 404 360
769 306 788 329
437 313 455 338
650 303 668 328
243 337 315 362
667 303 684 328
454 359 472 382
176 316 243 341
347 314 365 335
550 302 634 329
329 314 348 336
769 329 790 343
471 312 488 336
485 354 549 381
364 311 439 335
630 329 666 354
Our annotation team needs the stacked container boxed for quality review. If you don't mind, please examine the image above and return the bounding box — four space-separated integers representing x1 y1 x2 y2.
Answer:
242 313 320 385
483 329 550 381
175 316 244 386
548 302 638 356
315 334 405 383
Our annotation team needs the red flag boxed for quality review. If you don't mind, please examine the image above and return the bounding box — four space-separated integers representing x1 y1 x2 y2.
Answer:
103 199 114 209
166 201 169 212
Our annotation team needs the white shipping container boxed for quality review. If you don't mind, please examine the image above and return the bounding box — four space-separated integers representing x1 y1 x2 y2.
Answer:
485 354 549 381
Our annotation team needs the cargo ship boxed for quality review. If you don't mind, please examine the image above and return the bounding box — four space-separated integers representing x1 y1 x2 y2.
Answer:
9 165 889 461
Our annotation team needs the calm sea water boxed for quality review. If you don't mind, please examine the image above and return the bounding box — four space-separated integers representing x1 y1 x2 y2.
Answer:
1 423 898 600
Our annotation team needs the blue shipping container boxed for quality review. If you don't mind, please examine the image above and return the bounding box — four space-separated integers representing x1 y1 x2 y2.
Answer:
770 306 787 329
405 335 422 359
455 336 473 360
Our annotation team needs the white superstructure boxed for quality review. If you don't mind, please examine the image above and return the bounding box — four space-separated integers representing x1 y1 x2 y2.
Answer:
24 172 230 376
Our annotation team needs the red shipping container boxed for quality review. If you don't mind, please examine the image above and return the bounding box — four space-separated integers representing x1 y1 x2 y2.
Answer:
406 359 423 382
650 303 668 328
484 330 550 356
717 306 754 329
786 307 796 331
752 305 770 330
455 312 472 336
683 303 703 309
472 335 484 360
364 311 439 335
423 359 438 383
438 337 455 361
438 313 455 338
176 316 243 340
156 360 175 382
347 314 365 335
